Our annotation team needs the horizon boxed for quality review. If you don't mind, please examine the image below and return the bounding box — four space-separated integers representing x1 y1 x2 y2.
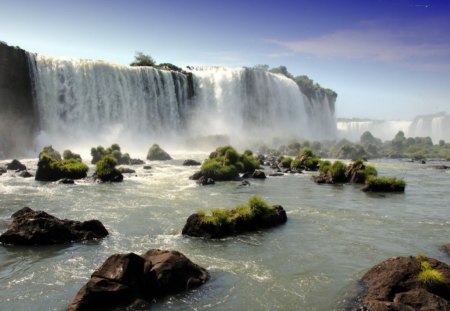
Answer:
2 0 449 120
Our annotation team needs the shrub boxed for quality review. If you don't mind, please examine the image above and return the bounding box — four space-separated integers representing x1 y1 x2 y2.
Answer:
319 160 331 173
63 150 82 161
364 176 406 192
291 147 320 171
248 196 272 216
330 161 347 182
39 145 61 161
95 156 123 182
279 156 293 168
36 153 88 181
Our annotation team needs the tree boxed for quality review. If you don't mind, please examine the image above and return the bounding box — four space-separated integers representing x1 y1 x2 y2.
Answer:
130 52 156 67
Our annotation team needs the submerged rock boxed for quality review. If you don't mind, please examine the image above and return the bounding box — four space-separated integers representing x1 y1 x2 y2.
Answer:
0 207 108 245
129 158 145 165
350 256 450 310
0 166 6 174
143 165 152 170
252 170 266 179
18 170 33 178
182 205 287 239
6 159 26 171
118 167 136 174
196 176 215 185
68 249 209 311
183 159 201 166
189 171 203 180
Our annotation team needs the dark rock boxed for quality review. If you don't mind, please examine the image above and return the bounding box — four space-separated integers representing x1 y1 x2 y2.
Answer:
146 144 172 161
345 161 366 183
0 207 108 245
269 172 284 177
311 174 333 184
118 167 136 174
18 170 32 178
57 178 75 184
350 256 450 310
6 159 26 171
0 43 36 159
183 159 201 166
67 249 209 311
432 165 449 170
36 155 88 181
421 160 427 164
252 170 266 179
189 171 203 180
182 205 287 239
196 176 215 185
240 180 251 186
0 166 6 174
143 165 152 170
241 172 252 179
129 158 145 165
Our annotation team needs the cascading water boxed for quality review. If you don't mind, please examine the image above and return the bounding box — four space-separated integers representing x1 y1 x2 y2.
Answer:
28 55 337 153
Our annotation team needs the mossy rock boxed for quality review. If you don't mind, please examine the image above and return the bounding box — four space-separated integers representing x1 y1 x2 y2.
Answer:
146 144 172 161
95 156 123 182
36 154 88 181
362 176 406 192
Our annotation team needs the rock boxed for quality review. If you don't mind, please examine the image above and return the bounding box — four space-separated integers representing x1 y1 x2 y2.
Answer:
345 161 365 183
350 256 450 310
432 165 449 170
36 155 88 181
146 144 172 161
118 167 136 174
0 166 6 174
252 170 266 179
311 174 333 184
189 171 203 180
6 159 26 171
143 165 152 170
241 172 252 179
67 249 209 311
183 159 201 166
240 180 251 186
182 205 287 239
0 207 108 245
57 178 75 184
129 158 145 165
196 176 215 185
269 172 284 177
18 170 32 178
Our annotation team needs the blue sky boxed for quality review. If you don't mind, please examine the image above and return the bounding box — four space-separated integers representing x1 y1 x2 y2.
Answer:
1 0 449 120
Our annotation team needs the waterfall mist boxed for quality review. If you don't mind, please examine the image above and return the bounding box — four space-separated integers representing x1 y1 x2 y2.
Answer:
28 55 337 155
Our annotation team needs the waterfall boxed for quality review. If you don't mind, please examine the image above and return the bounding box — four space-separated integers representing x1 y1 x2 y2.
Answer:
28 56 337 152
338 113 450 143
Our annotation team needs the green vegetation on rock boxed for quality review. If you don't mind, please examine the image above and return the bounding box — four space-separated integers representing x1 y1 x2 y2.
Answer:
36 152 88 181
39 145 61 161
291 147 320 171
63 149 82 161
363 176 406 192
200 146 260 181
418 260 446 285
95 156 123 182
146 144 172 161
91 144 131 164
198 196 274 226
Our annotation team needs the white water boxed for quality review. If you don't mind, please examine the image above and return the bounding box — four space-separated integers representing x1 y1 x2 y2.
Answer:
29 57 337 153
338 113 450 142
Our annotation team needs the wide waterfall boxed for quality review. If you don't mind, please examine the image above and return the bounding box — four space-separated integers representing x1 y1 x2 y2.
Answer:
338 113 450 143
28 55 337 153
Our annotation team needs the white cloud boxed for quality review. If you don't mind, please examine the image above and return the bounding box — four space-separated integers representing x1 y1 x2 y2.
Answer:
268 22 450 72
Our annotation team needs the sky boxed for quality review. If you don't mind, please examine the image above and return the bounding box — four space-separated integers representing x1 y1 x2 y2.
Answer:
1 0 449 120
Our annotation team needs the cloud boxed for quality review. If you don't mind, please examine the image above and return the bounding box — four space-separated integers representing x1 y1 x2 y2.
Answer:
268 20 450 72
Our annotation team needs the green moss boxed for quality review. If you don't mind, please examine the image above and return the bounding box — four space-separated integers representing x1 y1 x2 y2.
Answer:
63 149 82 161
291 147 320 171
319 160 331 173
279 156 293 168
364 176 406 192
36 153 88 181
418 260 446 285
91 144 132 164
196 196 274 226
95 156 122 182
39 145 61 161
330 161 347 182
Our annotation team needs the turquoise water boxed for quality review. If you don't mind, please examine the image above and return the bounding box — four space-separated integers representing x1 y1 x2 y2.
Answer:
0 157 449 310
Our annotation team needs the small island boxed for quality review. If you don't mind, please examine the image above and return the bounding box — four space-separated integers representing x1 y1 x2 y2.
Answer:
182 196 287 238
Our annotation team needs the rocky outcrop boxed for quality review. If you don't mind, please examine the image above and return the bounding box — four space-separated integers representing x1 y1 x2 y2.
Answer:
68 249 209 311
196 176 215 185
350 256 450 310
183 159 201 166
252 170 266 179
0 207 108 245
0 42 36 159
6 159 27 171
182 205 287 239
146 144 172 161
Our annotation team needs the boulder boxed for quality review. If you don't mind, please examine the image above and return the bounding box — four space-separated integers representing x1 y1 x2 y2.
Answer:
146 144 172 161
0 207 108 245
240 180 251 186
183 159 201 166
182 205 287 239
143 165 152 170
18 170 32 178
0 166 6 174
189 171 203 180
196 176 215 186
269 172 284 177
252 170 266 179
6 159 26 171
118 167 136 174
350 256 450 310
67 249 209 311
129 158 145 165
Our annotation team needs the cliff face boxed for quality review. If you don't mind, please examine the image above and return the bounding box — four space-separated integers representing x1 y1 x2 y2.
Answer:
0 42 35 159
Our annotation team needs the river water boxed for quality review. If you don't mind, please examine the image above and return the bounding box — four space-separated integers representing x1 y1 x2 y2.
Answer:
0 155 449 311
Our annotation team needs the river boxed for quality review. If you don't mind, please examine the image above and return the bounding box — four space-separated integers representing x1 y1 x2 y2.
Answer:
0 155 449 310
